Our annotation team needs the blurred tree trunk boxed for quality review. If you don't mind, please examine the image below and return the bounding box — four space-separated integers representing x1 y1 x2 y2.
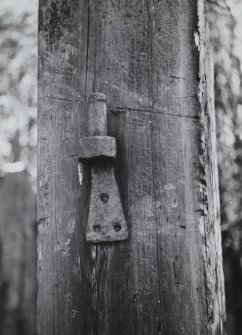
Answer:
0 171 37 335
38 0 225 334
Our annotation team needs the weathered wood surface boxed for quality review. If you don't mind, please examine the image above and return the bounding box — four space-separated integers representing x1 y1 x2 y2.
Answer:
38 0 225 334
0 171 36 335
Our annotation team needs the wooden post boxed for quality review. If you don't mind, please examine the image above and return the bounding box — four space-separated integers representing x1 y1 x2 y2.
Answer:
38 0 226 334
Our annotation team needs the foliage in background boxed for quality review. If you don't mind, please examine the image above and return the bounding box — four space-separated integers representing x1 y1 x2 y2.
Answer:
0 0 37 183
208 0 242 333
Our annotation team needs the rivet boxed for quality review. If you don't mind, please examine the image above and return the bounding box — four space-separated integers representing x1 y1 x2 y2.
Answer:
114 223 121 232
100 193 109 203
93 224 101 232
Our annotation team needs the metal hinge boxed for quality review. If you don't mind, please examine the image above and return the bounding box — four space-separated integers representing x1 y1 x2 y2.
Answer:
79 93 128 243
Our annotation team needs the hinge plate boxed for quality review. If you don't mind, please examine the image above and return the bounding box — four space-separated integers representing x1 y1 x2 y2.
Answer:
86 163 128 243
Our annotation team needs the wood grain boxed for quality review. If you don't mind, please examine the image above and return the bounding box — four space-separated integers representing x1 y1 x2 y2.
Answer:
38 0 225 333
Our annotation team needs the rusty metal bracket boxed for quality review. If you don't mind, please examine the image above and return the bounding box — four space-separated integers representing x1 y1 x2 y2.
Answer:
79 93 128 243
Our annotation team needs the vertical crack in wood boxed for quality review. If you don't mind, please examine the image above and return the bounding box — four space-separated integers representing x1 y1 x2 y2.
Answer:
196 0 226 332
85 0 91 98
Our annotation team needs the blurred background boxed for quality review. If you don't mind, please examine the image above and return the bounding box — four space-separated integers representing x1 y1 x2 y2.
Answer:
0 0 37 334
0 0 242 334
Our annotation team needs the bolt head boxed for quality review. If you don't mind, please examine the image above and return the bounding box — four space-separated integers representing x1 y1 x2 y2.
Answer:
114 223 121 232
93 224 101 232
100 193 109 203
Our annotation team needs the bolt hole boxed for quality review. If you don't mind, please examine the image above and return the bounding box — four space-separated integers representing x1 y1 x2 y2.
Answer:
93 224 101 232
100 193 109 203
114 223 121 232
